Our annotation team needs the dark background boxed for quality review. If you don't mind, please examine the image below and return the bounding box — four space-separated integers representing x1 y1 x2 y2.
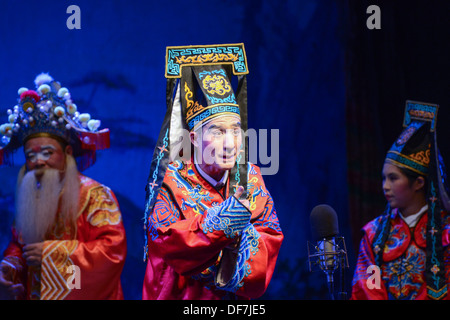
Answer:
0 0 448 299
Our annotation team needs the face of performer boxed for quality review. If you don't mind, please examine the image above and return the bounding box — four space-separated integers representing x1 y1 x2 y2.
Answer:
24 136 72 173
190 116 242 181
17 136 78 244
382 162 426 216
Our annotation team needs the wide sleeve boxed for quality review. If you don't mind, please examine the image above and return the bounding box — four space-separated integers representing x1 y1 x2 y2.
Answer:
351 231 388 300
40 186 127 300
1 228 27 298
147 187 251 276
214 194 284 298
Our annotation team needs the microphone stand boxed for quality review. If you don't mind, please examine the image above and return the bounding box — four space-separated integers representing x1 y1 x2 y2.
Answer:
326 271 335 300
337 249 347 300
326 250 347 300
307 237 349 300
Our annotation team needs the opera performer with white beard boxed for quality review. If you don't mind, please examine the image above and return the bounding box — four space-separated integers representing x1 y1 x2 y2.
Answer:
0 73 127 300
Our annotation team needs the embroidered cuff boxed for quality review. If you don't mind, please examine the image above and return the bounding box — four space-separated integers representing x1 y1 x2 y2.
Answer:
201 196 251 238
215 223 261 292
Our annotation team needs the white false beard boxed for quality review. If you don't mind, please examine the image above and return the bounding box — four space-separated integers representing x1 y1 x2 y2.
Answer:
15 155 80 244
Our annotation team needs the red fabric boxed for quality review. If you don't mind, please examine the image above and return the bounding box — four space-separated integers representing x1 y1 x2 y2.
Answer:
19 90 40 103
351 209 450 300
143 160 283 300
1 174 127 300
78 128 110 150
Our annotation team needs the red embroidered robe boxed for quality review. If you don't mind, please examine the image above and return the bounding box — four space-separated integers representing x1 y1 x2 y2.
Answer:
351 209 450 300
142 160 283 299
1 174 127 300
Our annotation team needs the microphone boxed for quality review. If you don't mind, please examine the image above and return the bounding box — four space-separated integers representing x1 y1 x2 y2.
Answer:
308 204 348 300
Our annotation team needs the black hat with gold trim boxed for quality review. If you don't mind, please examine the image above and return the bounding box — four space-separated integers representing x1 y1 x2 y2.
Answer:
143 43 249 260
384 101 438 176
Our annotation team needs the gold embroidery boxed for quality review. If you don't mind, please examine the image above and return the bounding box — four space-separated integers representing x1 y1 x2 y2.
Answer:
408 109 435 120
201 74 231 96
408 148 430 165
175 53 239 65
40 240 78 300
185 82 206 120
86 187 121 227
184 82 194 109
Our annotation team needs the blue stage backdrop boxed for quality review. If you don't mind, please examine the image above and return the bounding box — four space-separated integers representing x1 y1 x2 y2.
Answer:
0 0 352 299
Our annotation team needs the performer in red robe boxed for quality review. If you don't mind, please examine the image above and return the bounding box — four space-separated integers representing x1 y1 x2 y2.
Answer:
142 44 283 299
351 100 450 300
0 73 127 300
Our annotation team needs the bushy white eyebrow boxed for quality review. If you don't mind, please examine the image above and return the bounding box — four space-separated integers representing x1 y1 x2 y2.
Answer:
24 145 57 154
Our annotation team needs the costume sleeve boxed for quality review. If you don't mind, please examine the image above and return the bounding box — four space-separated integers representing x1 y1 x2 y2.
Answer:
351 231 388 300
1 228 27 297
214 194 284 298
40 186 126 300
147 187 251 276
